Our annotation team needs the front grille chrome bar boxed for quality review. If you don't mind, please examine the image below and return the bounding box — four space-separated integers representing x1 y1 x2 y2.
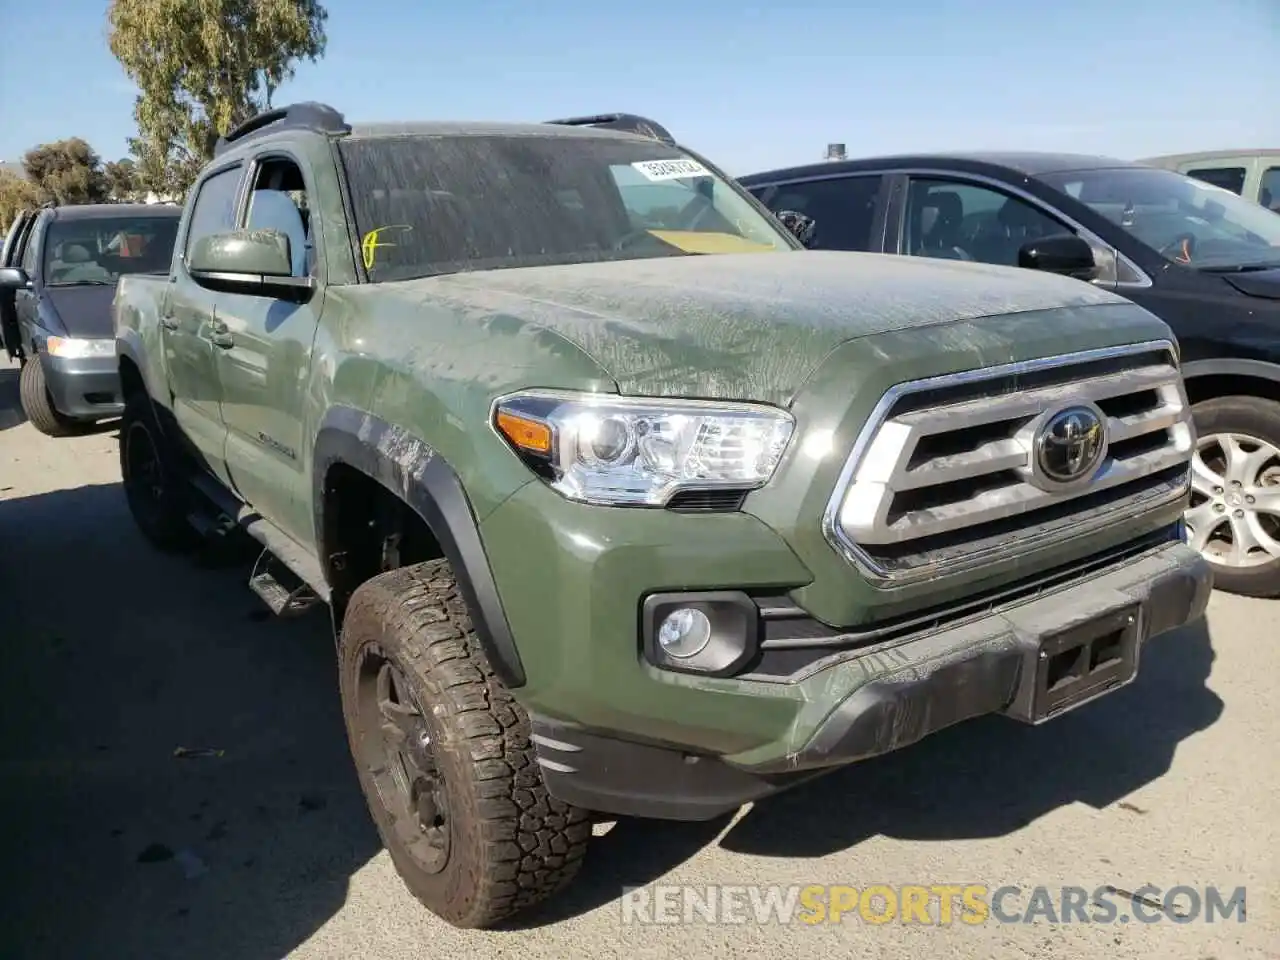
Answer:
821 340 1193 587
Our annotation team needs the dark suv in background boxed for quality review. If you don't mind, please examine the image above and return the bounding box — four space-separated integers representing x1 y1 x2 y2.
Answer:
0 202 181 435
740 152 1280 599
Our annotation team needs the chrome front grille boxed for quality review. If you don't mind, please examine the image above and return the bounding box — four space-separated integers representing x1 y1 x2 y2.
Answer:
822 341 1193 585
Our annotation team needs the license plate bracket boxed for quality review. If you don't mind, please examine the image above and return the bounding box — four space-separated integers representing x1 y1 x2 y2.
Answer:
1006 603 1142 724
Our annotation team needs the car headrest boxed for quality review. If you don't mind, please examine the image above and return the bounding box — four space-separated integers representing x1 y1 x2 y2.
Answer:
927 191 963 224
997 197 1046 229
61 244 92 263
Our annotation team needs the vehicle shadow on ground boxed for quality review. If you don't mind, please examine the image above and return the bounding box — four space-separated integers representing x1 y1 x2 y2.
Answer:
509 609 1222 928
0 482 380 960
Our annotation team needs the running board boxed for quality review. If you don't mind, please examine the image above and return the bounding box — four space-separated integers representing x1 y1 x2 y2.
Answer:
187 471 331 607
249 549 323 617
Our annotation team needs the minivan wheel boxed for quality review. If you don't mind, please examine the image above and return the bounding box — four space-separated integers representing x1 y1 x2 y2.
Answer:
338 559 591 929
1186 396 1280 598
19 354 78 437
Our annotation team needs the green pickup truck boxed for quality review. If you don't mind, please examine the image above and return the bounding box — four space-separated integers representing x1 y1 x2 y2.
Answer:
113 102 1212 929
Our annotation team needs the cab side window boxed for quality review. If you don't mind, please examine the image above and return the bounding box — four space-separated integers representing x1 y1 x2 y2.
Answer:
244 157 312 277
902 178 1070 267
752 175 883 251
184 165 243 260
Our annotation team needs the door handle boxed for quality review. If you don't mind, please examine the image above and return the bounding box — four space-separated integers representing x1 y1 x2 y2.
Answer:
210 319 233 349
160 316 178 330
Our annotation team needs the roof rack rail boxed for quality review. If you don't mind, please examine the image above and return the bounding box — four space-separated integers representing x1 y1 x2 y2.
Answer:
214 101 351 156
544 113 674 144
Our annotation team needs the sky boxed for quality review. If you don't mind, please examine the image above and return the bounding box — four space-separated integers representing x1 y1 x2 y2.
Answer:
0 0 1277 176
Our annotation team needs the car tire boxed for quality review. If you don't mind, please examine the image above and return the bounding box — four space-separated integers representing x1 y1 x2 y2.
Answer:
338 559 591 929
118 391 202 553
1186 395 1280 598
19 354 79 437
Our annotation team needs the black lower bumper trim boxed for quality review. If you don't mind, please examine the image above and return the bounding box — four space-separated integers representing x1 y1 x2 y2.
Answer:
737 540 1213 776
529 541 1211 821
528 719 818 821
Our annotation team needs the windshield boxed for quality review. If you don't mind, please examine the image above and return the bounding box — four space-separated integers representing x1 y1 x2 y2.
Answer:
337 133 795 282
41 214 180 285
1039 166 1280 271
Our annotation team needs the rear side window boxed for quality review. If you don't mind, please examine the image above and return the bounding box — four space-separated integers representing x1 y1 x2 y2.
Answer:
1186 166 1246 195
752 175 884 251
184 165 243 257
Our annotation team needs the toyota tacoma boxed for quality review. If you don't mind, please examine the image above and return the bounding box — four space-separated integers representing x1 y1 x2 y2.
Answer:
112 102 1213 929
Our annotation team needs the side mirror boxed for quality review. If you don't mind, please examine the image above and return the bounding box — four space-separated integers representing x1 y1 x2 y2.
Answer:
0 267 32 290
186 229 313 300
776 210 816 248
1017 233 1098 280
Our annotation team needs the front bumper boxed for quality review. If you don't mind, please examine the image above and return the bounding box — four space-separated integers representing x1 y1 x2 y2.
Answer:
41 351 122 420
528 539 1211 820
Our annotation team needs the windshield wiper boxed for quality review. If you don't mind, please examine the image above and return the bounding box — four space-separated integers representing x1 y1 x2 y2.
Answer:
1198 261 1280 274
47 279 114 286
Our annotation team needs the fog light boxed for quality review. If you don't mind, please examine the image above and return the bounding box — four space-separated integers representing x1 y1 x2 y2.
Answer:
658 608 712 659
642 591 760 677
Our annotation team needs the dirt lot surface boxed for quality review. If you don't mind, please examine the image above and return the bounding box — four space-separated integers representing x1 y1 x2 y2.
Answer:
1 359 1276 960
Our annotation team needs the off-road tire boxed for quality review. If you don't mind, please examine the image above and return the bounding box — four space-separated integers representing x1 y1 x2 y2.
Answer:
118 391 202 553
19 354 79 437
1189 395 1280 598
338 559 591 929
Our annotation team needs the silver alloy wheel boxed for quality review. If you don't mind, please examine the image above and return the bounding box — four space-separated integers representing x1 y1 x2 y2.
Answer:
1185 431 1280 568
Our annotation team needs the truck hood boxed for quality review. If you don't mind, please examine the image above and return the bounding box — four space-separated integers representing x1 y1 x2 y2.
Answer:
397 251 1130 405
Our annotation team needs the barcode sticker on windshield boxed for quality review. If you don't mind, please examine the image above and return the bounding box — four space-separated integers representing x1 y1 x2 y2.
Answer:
631 158 709 181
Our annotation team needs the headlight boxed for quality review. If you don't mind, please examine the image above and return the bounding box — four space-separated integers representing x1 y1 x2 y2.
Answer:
492 391 795 506
45 336 115 359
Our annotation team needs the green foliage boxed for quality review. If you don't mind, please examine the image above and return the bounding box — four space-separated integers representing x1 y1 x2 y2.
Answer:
104 158 144 202
21 138 109 206
0 171 40 226
107 0 329 198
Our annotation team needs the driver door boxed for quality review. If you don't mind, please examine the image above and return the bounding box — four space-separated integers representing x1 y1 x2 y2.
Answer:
893 175 1124 289
0 212 34 358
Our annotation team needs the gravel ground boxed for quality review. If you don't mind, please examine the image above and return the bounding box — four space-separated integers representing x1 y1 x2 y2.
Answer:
0 358 1275 960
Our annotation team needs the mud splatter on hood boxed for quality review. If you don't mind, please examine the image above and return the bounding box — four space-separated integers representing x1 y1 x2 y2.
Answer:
385 250 1133 404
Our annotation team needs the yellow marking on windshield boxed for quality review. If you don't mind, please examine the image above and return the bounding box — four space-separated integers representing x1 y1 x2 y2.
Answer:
646 230 776 254
361 224 413 269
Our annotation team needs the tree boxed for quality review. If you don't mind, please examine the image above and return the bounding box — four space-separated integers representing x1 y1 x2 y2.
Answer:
21 138 109 206
107 0 328 198
0 170 40 226
104 158 143 202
